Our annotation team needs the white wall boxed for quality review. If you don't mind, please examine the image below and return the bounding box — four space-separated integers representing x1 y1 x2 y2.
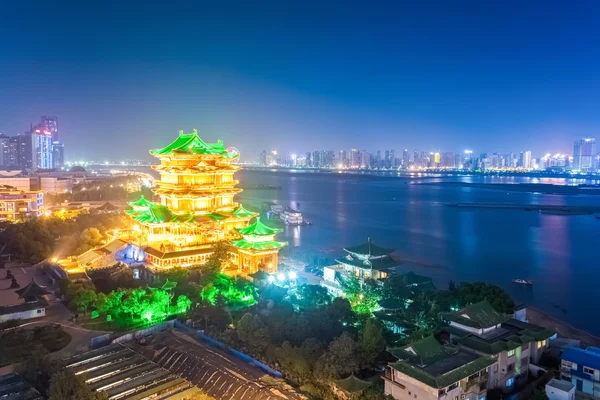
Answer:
0 307 46 323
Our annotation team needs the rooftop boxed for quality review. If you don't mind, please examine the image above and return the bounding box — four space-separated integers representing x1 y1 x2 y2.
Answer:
0 373 43 400
546 378 574 393
345 239 394 257
15 279 49 300
128 194 154 208
562 346 600 370
334 374 372 394
231 239 287 251
150 129 236 158
388 335 495 389
337 253 399 272
237 217 282 236
63 343 199 399
442 300 511 329
0 299 48 316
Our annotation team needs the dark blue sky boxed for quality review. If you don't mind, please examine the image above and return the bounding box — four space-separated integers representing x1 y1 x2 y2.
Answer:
1 1 599 161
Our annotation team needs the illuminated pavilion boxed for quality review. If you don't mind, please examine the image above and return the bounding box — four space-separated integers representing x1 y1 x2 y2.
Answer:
125 130 286 274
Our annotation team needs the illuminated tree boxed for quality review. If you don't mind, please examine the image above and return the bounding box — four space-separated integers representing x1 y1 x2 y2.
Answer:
176 295 192 313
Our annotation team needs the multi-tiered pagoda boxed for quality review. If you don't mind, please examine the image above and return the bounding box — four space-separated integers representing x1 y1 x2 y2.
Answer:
126 130 286 274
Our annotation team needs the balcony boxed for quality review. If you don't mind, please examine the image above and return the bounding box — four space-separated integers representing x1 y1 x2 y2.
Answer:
461 373 488 393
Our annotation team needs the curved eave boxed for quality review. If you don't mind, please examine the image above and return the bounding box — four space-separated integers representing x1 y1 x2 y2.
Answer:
231 239 287 251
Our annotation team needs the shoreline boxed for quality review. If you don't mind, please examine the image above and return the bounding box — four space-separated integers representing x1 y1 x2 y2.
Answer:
526 307 600 347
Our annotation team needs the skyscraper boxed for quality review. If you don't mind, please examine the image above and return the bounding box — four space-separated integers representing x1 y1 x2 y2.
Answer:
52 141 65 168
402 149 410 168
519 150 532 169
0 134 9 167
40 116 59 142
11 134 32 169
573 138 596 171
259 150 267 165
31 128 53 169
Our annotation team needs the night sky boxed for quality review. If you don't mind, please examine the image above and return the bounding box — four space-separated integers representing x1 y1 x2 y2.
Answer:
1 1 599 161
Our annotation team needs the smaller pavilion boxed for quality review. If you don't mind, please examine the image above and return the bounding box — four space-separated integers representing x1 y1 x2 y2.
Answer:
15 279 49 303
231 217 287 274
336 238 399 280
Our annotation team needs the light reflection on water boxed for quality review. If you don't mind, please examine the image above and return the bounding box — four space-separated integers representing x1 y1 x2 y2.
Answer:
238 170 600 334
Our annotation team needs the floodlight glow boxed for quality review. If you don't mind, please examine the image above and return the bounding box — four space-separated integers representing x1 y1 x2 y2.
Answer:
277 273 286 282
268 275 275 283
288 271 297 280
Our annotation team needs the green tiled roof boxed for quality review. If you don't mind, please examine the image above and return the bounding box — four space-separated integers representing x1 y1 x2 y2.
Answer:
336 254 399 272
231 239 287 250
233 205 257 218
237 217 281 236
128 194 154 208
206 213 226 221
457 336 521 355
345 240 394 256
398 335 458 365
442 300 511 329
334 374 372 394
150 130 234 157
390 354 495 389
134 204 178 224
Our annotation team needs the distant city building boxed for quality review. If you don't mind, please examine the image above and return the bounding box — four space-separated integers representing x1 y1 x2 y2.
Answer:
10 134 32 169
31 128 53 169
573 138 596 171
39 116 59 142
259 150 267 165
350 149 359 168
402 149 409 168
0 134 9 167
518 150 532 169
52 141 65 168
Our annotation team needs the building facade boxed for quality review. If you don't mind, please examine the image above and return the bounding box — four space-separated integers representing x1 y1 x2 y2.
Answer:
125 130 286 274
31 128 53 169
0 186 44 221
573 138 596 171
561 346 600 397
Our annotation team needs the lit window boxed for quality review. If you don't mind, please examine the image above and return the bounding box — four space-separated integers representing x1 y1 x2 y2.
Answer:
506 378 514 387
480 397 486 400
507 349 515 357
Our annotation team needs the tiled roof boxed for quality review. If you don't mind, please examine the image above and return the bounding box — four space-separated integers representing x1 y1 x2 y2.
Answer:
442 300 511 329
345 240 394 256
150 130 234 157
334 374 372 393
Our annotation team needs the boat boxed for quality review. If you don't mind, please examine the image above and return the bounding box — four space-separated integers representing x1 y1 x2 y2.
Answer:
512 279 534 285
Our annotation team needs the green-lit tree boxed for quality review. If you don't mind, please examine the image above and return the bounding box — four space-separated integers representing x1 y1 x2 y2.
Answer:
176 295 192 313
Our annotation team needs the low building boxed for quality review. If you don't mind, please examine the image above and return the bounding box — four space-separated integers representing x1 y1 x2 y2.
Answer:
443 300 555 393
546 378 575 400
0 373 44 400
335 239 399 281
561 346 600 397
39 176 72 193
0 185 44 221
384 335 494 400
0 176 31 191
0 279 50 323
63 343 201 399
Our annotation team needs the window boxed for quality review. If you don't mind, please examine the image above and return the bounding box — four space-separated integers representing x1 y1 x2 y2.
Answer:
507 349 515 357
448 383 459 391
537 340 547 349
506 378 514 387
494 364 499 373
455 396 459 400
37 309 42 313
507 363 514 372
584 367 595 375
408 391 411 396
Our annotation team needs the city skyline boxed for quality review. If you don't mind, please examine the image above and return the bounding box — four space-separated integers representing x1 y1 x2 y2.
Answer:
1 1 599 160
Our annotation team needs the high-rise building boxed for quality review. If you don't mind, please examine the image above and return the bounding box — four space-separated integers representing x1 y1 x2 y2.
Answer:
519 150 532 169
259 150 267 165
402 149 410 168
52 141 65 168
312 150 320 168
39 116 59 142
384 150 390 168
306 152 311 167
31 128 53 169
375 150 382 168
0 134 10 167
413 150 420 168
390 150 396 168
350 149 359 168
361 150 370 168
573 138 596 171
11 134 32 169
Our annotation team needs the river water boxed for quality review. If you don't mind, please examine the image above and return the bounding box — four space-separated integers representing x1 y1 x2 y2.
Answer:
236 170 600 335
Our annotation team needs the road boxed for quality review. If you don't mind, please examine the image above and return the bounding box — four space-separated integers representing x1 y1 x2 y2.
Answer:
137 330 306 400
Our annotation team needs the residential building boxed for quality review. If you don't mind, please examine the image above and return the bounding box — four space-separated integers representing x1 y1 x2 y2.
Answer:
39 116 59 142
519 151 532 169
0 185 44 221
561 346 600 397
0 134 9 167
545 378 574 400
573 138 596 171
384 335 493 400
443 300 555 393
10 134 32 169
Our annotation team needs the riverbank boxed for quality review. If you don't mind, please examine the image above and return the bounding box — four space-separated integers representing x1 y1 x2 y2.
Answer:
422 181 600 195
446 202 600 215
527 307 600 347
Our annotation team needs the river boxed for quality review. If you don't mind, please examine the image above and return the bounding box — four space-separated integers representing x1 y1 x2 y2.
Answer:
236 170 600 335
